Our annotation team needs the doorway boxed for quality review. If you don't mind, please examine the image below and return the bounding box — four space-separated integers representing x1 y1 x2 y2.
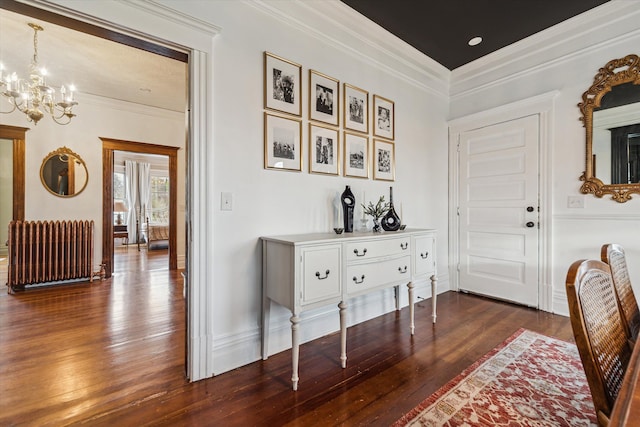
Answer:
112 150 171 272
448 92 557 312
457 115 540 307
102 138 179 278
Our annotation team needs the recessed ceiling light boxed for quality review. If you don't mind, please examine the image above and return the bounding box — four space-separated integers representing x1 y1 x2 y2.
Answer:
468 36 483 46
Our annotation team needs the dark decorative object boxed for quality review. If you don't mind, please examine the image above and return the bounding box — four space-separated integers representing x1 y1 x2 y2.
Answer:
341 185 355 233
381 187 401 231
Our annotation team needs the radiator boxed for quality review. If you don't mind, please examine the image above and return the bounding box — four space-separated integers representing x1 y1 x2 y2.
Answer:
7 220 97 293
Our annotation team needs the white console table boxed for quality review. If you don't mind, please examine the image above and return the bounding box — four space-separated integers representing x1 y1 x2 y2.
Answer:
261 228 437 390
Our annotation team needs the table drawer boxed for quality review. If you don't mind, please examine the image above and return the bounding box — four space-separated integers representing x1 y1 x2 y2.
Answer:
301 245 341 305
414 235 435 275
347 255 411 294
346 237 411 261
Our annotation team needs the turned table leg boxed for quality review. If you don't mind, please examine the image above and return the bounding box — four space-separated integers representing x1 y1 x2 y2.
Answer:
408 281 415 335
431 274 438 323
290 314 300 391
339 301 347 368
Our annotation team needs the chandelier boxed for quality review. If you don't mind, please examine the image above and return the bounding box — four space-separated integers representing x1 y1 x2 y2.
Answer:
0 23 78 125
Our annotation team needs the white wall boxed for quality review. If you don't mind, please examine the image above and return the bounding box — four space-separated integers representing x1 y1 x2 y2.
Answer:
449 2 640 316
0 94 187 270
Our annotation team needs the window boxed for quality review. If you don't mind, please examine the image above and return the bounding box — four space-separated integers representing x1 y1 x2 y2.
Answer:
150 175 169 223
113 172 126 224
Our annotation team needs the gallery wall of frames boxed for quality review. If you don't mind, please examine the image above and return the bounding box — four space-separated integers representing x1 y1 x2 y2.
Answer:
263 51 396 181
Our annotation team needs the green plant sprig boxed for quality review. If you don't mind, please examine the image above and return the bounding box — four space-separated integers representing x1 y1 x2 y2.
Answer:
361 196 390 218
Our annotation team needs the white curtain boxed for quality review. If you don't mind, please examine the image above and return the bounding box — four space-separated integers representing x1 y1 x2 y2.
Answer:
138 162 151 227
124 160 138 242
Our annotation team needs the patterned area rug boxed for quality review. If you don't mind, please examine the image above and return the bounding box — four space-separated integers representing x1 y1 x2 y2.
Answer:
393 329 597 426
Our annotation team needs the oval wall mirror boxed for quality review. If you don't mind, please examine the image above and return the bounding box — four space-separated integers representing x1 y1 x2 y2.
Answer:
40 146 88 197
579 54 640 202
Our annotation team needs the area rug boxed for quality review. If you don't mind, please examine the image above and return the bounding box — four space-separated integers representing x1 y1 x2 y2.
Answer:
393 328 597 426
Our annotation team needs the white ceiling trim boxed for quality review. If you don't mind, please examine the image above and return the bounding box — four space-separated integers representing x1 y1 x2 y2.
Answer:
122 0 222 40
248 0 450 99
22 0 219 51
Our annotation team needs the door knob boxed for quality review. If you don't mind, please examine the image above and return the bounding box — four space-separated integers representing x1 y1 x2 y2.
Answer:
526 206 535 212
526 221 535 228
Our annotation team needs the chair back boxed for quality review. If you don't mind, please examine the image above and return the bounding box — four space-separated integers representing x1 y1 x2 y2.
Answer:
566 259 633 426
602 243 640 343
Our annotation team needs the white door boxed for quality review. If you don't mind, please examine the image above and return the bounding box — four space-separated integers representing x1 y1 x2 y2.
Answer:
458 115 539 306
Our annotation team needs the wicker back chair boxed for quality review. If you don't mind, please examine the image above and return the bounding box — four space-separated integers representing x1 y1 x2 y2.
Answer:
602 243 640 344
566 259 633 427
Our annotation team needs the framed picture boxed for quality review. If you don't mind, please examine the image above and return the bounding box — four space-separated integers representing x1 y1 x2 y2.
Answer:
343 83 368 133
343 131 369 179
309 124 339 175
373 139 395 181
309 70 339 126
264 52 302 116
264 112 302 171
373 94 395 140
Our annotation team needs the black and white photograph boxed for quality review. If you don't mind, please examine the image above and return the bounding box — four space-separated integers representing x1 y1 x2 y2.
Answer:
344 131 369 179
264 112 302 171
273 127 296 160
373 139 395 181
373 94 395 140
344 83 368 133
273 68 295 104
264 52 302 116
309 70 339 126
309 124 339 175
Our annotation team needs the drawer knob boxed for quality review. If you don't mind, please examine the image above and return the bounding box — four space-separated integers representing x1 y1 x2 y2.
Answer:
420 252 429 259
353 248 367 257
315 269 330 280
352 275 365 284
400 242 408 250
398 266 408 274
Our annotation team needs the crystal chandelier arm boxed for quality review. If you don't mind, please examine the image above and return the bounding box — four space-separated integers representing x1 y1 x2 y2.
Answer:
0 22 78 125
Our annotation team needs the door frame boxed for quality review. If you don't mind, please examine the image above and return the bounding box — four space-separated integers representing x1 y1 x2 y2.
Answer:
101 138 179 277
0 125 27 221
448 91 558 312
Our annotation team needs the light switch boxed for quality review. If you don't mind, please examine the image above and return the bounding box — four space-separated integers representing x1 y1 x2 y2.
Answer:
221 192 233 211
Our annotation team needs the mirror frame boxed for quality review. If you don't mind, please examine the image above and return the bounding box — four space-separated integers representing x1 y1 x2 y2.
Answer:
579 54 640 203
39 146 89 197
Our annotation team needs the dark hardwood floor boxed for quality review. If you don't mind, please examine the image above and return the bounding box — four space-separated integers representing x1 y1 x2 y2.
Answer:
0 247 574 426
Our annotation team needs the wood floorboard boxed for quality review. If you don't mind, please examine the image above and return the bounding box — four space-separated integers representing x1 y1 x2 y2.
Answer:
0 248 575 426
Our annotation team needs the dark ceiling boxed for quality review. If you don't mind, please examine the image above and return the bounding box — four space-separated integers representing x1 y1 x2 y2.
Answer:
340 0 610 70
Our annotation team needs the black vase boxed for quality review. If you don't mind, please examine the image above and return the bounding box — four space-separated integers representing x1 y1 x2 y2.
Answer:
341 185 355 232
381 187 401 231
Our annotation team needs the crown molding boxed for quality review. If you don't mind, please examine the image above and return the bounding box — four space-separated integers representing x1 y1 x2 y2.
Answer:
450 1 640 99
19 0 219 52
248 0 449 99
120 0 222 38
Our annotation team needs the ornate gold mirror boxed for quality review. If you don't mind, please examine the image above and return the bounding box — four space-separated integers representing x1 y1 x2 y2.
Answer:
579 54 640 202
40 146 88 197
